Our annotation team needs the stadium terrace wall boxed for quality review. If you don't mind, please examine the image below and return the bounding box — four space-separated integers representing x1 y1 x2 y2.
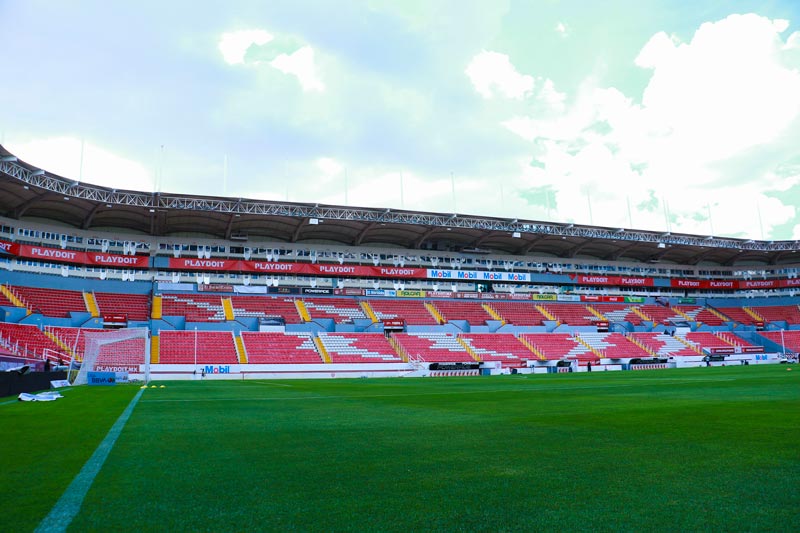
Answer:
149 363 415 380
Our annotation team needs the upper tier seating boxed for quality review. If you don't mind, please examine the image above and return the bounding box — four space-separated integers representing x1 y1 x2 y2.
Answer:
715 307 756 325
10 286 87 317
0 323 65 358
519 333 593 361
628 332 699 357
318 333 403 363
540 303 597 325
577 332 651 360
749 305 800 325
241 332 322 364
230 296 302 323
94 292 150 322
459 334 533 367
431 301 493 325
367 299 439 325
392 333 474 363
674 305 726 326
591 304 643 325
160 294 226 322
486 301 547 325
302 298 367 323
760 330 800 352
158 330 238 364
636 305 689 324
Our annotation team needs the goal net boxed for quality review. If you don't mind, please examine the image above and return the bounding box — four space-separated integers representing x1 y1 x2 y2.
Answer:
69 328 150 386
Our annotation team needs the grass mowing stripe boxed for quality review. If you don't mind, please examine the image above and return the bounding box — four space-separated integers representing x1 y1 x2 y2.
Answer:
138 382 655 403
34 388 144 533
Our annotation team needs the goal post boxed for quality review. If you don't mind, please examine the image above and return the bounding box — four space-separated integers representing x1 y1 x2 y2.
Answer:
69 328 150 386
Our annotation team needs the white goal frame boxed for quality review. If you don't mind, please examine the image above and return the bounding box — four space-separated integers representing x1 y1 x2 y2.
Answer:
69 328 150 386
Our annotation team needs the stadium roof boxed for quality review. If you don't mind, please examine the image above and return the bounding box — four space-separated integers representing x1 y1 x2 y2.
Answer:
1 145 797 266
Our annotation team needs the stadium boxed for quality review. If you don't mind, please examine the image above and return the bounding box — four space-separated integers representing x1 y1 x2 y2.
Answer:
2 142 799 381
1 144 799 531
2 3 800 530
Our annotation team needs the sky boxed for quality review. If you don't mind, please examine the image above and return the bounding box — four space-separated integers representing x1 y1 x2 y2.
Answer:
1 0 800 241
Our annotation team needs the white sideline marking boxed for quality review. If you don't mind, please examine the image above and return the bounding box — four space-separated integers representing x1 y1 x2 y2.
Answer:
35 388 144 533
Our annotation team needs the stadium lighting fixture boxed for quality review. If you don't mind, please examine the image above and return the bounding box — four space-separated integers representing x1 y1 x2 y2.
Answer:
149 209 155 213
23 185 29 190
657 243 666 249
309 218 319 225
63 196 69 200
105 204 112 208
512 232 521 238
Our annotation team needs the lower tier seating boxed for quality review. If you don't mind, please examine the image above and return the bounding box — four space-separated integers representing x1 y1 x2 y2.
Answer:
459 334 533 367
577 332 651 360
241 332 322 363
518 333 593 361
392 333 474 363
628 332 699 357
760 330 800 353
158 330 239 364
318 333 403 363
0 323 66 359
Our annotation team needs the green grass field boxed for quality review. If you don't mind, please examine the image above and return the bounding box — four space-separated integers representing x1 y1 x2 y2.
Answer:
2 366 799 532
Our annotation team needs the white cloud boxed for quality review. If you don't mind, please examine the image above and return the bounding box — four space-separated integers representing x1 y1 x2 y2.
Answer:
773 18 790 33
465 51 535 100
555 22 569 38
637 13 800 162
270 45 325 92
218 29 273 65
316 157 343 181
6 137 154 192
786 30 800 49
502 14 800 239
